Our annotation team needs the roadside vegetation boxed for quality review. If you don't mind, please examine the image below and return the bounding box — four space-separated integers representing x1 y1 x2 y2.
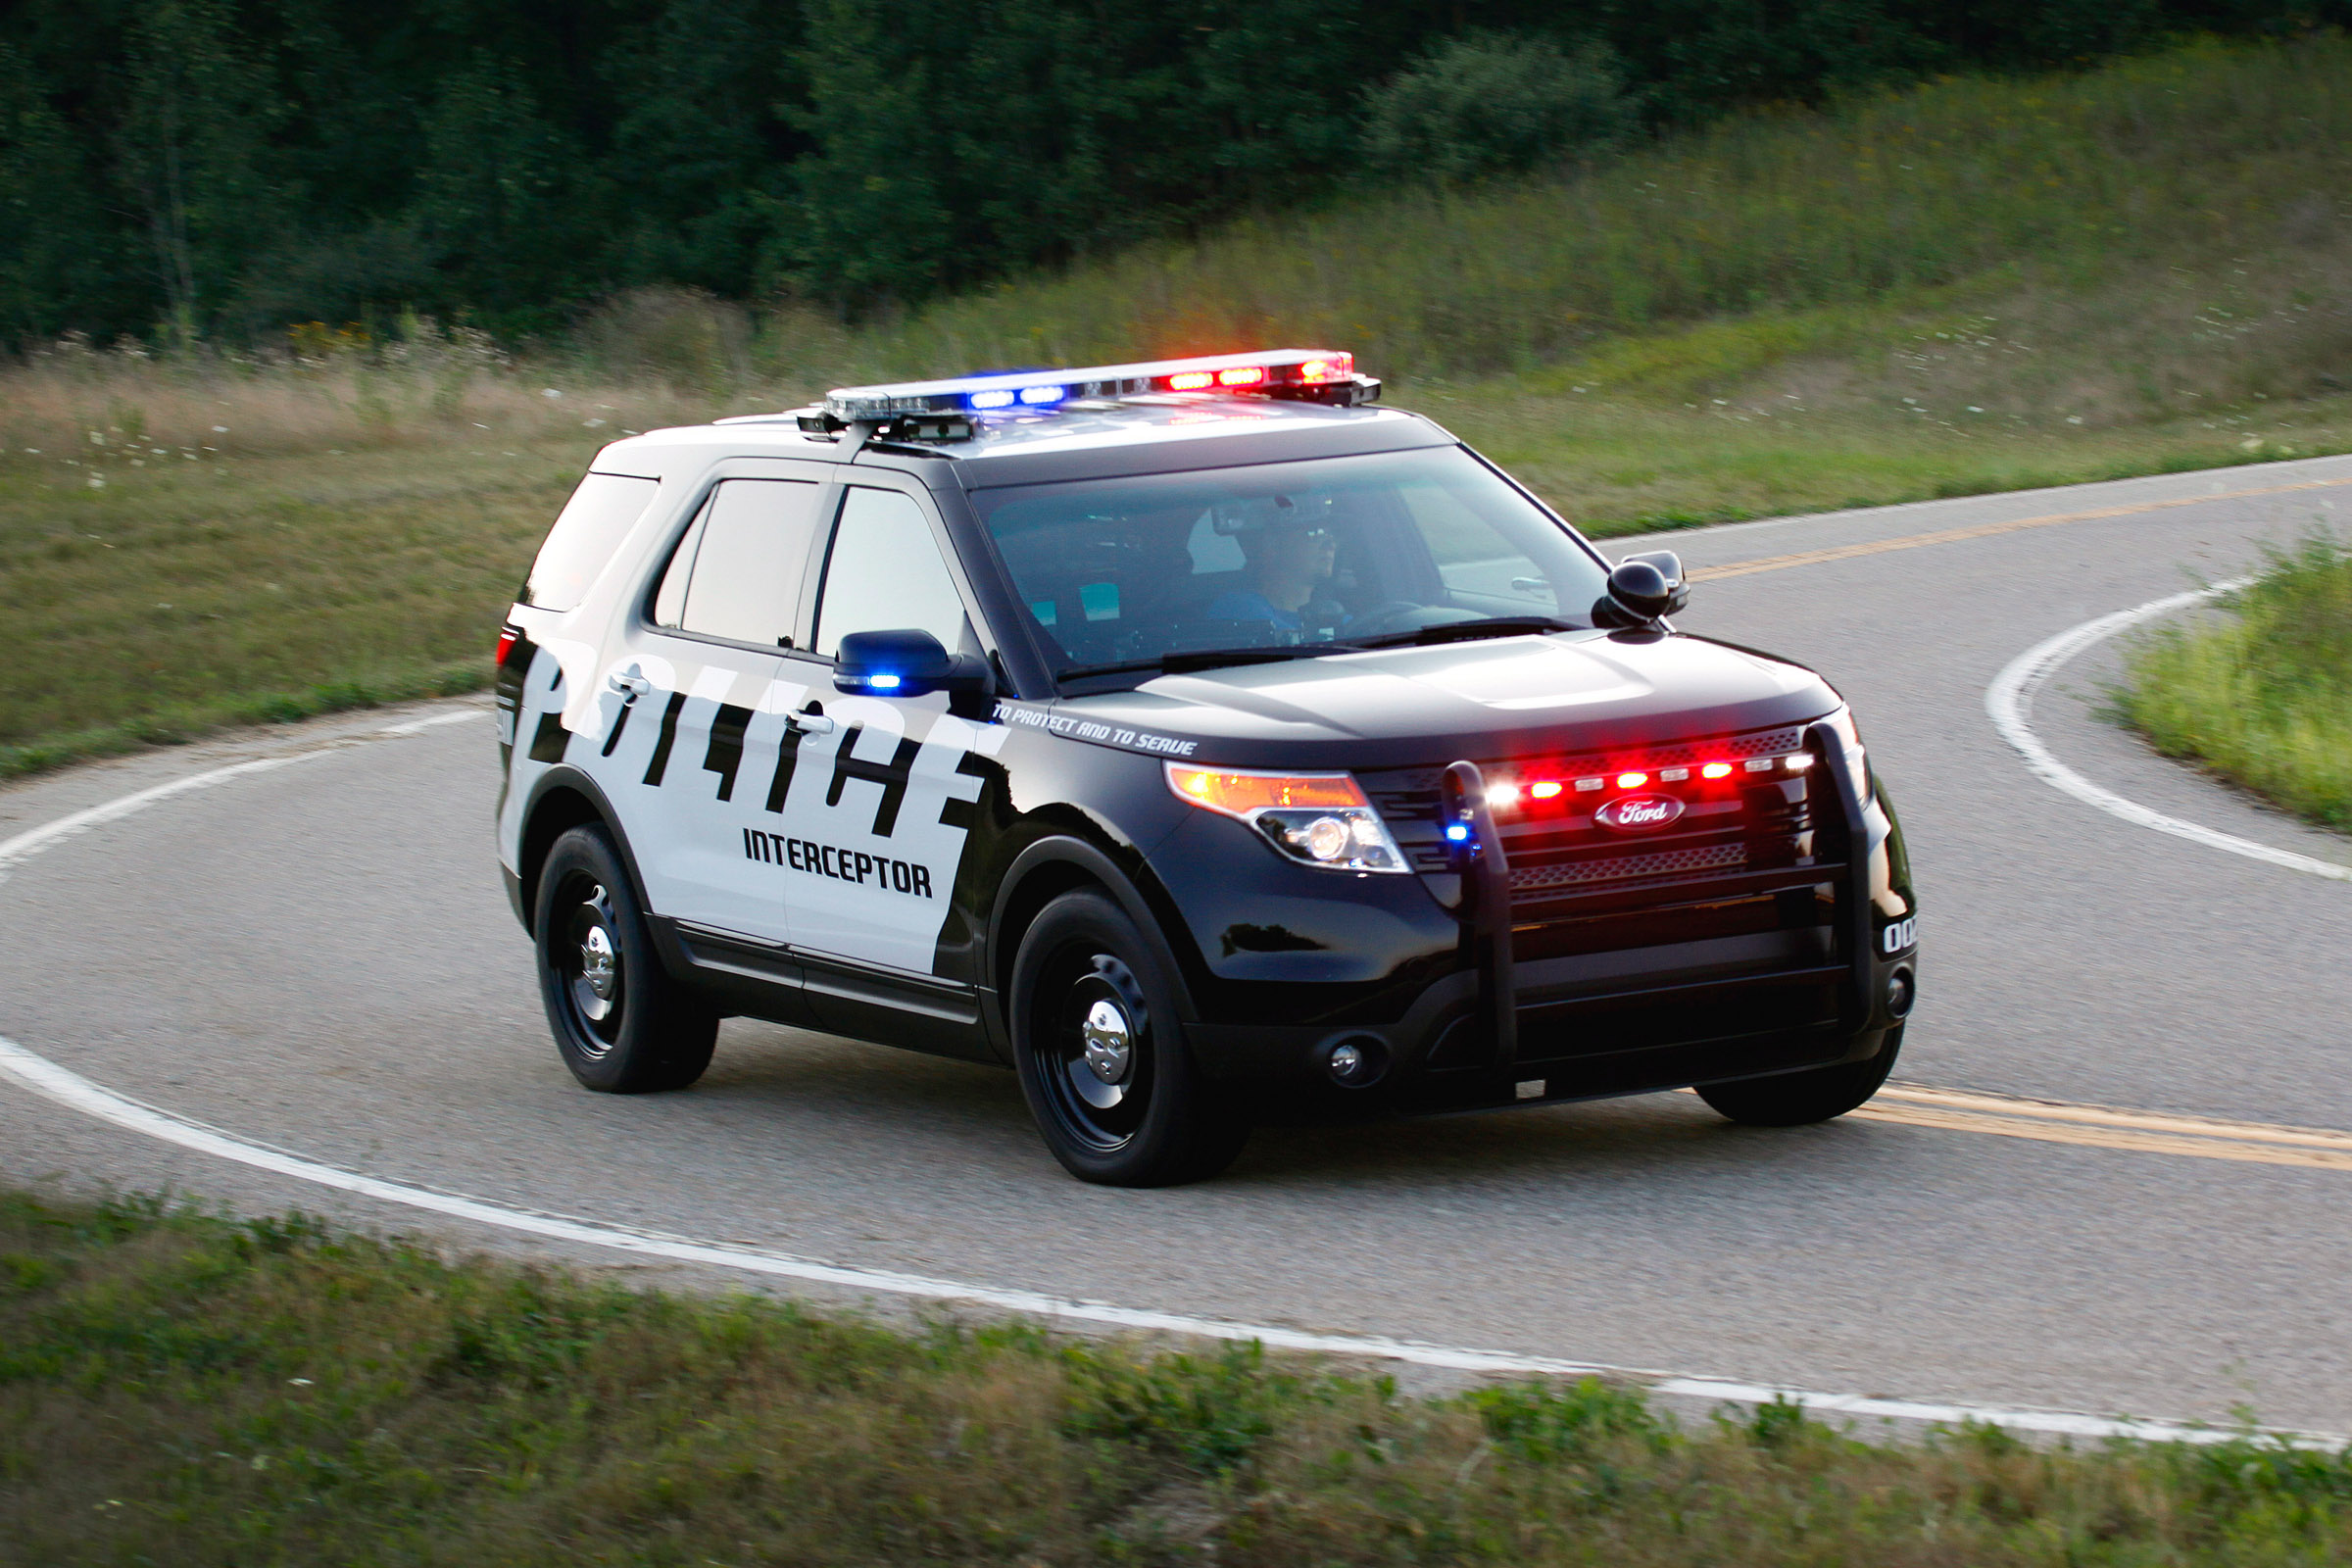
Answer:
8 1188 2352 1568
6 37 2352 777
2118 537 2352 833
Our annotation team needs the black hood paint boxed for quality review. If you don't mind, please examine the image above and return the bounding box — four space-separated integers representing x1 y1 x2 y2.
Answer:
1060 631 1840 767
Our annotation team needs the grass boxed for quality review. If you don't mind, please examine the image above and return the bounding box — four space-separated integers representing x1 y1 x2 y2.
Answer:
0 339 730 775
10 1189 2352 1567
2116 536 2352 833
7 36 2352 775
856 34 2352 382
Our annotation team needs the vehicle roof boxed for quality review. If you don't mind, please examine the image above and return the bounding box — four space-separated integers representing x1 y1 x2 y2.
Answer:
588 395 1454 489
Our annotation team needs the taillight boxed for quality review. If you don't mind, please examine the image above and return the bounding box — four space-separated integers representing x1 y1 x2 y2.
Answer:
495 626 520 666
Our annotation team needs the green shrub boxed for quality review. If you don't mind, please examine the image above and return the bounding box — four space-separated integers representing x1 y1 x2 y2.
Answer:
2119 535 2352 831
1361 34 1635 182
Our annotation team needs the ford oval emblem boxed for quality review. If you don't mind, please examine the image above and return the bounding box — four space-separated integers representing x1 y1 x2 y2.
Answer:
1594 794 1685 831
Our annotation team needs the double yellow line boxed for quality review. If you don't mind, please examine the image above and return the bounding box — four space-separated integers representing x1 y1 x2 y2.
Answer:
1671 469 2352 1169
1687 473 2352 582
1858 1085 2352 1173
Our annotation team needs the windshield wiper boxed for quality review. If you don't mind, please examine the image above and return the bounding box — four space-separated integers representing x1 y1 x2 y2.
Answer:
1058 644 1355 682
1348 614 1578 650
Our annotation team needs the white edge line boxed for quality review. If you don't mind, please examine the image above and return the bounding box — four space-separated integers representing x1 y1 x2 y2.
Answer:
0 1032 2331 1450
1985 584 2352 882
0 704 2342 1451
0 706 484 883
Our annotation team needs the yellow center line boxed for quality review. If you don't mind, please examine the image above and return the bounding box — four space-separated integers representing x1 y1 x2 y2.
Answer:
1877 1083 2352 1151
1688 474 2352 582
1852 1084 2352 1172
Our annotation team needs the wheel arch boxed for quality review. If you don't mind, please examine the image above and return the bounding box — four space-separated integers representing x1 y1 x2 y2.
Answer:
517 768 650 939
987 836 1201 1035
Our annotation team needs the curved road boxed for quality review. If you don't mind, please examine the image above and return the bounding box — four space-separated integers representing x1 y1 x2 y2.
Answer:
5 454 2350 1435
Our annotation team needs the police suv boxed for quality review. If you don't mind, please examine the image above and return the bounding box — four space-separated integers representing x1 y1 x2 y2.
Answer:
494 350 1918 1186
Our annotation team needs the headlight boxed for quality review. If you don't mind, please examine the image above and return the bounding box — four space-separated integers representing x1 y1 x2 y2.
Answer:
1820 706 1872 807
1164 763 1409 873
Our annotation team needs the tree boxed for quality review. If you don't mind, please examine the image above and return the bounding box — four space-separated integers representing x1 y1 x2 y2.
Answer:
112 0 281 338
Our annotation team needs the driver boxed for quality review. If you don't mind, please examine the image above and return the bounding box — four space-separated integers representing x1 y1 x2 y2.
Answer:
1205 501 1339 635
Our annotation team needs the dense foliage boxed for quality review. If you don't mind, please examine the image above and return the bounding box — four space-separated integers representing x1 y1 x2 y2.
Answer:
1 0 2335 342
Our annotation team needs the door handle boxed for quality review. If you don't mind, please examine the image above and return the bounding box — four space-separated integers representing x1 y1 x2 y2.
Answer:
608 671 653 699
785 708 835 735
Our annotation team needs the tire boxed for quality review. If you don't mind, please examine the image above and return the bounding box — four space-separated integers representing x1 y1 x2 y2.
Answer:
1695 1026 1902 1127
1009 890 1249 1186
533 823 717 1094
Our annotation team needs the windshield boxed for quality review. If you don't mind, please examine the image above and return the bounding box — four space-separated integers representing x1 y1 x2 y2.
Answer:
973 447 1611 684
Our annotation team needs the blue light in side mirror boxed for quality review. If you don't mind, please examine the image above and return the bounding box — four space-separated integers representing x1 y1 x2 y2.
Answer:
868 673 902 690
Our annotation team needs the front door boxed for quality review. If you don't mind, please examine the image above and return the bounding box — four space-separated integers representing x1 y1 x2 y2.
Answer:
771 480 1009 978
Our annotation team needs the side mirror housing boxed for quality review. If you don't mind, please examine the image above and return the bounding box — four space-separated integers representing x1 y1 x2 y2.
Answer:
832 628 995 705
1594 550 1690 627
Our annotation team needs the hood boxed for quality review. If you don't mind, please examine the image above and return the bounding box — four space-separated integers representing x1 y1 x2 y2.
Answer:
1055 631 1838 768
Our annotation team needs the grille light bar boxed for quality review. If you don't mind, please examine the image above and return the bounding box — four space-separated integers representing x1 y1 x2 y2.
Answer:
1497 753 1815 810
819 349 1375 421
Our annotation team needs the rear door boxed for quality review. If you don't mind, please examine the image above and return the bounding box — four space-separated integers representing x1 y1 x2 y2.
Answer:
592 463 832 942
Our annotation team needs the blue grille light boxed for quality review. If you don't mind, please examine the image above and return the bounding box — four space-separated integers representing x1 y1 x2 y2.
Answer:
1445 823 1470 843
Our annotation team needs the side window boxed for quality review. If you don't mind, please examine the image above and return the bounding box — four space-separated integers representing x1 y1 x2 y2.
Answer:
813 487 971 657
651 496 711 628
651 478 821 648
521 471 659 612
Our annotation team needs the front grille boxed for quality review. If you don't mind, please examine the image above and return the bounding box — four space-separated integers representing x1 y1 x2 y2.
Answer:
1507 842 1746 893
1359 721 1830 912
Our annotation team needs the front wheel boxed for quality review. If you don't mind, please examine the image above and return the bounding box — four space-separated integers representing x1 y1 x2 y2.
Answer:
1695 1027 1902 1127
533 824 717 1094
1009 890 1248 1186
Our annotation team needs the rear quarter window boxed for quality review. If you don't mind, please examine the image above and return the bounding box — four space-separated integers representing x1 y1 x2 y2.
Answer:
520 472 661 612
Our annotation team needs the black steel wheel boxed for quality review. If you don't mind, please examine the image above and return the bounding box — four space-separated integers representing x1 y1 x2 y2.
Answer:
1695 1026 1902 1127
1010 890 1247 1186
533 824 716 1094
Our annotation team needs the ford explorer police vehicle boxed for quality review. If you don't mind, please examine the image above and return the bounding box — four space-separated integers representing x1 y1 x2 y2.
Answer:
493 350 1918 1186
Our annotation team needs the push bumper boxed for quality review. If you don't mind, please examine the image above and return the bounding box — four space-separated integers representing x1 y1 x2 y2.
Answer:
1187 719 1915 1120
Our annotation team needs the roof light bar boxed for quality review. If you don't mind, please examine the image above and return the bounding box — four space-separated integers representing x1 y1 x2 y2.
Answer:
817 349 1375 421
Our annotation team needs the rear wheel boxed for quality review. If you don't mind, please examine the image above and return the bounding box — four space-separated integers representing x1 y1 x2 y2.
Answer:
1010 890 1248 1186
534 824 716 1094
1695 1026 1901 1127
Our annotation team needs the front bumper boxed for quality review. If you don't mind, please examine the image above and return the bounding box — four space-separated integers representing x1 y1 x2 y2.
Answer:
1185 718 1916 1119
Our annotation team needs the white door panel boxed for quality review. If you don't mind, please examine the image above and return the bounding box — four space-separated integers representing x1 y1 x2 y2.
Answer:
771 691 1009 973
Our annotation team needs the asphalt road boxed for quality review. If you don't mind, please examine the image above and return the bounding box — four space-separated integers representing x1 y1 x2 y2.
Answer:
5 453 2350 1433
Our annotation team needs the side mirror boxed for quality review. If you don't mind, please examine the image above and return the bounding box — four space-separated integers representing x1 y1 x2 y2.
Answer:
832 628 995 704
1593 550 1690 627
